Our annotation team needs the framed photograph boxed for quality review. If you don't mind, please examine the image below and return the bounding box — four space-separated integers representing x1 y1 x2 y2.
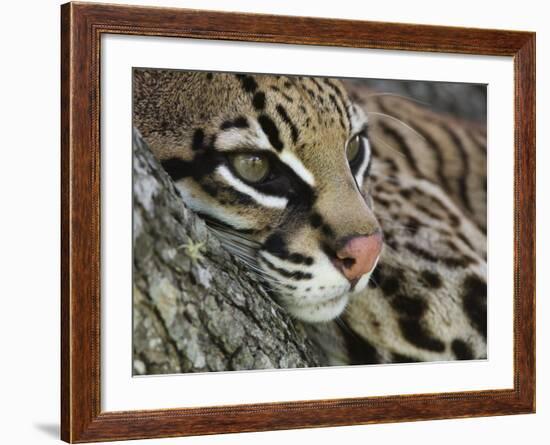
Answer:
61 2 535 442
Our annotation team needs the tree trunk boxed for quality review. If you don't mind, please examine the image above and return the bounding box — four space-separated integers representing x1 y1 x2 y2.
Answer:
132 129 325 375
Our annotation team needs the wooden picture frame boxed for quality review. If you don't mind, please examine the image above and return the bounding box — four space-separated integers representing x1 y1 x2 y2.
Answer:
61 2 535 442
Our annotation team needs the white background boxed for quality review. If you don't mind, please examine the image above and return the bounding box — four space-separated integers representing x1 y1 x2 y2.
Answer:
102 35 514 411
0 0 546 444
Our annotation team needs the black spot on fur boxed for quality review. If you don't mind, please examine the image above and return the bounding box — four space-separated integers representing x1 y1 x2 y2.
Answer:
276 104 299 143
391 295 427 318
340 322 381 365
445 239 461 252
385 238 400 251
197 212 261 233
321 224 335 238
375 196 392 208
399 319 446 352
252 92 266 110
232 191 257 206
452 339 474 360
191 128 205 151
462 275 487 339
457 232 476 252
420 270 442 289
446 212 459 226
416 204 443 221
384 158 399 173
391 353 420 363
370 265 383 287
289 253 314 266
206 73 213 80
236 74 257 93
328 94 346 130
322 78 352 123
310 77 324 93
380 275 400 295
200 181 218 198
161 158 193 182
282 92 294 103
387 291 445 353
406 216 422 236
369 265 402 295
309 212 334 238
260 255 312 280
310 212 323 228
161 135 225 183
405 242 474 268
263 233 286 257
399 188 412 199
263 233 314 265
258 115 284 151
220 117 249 130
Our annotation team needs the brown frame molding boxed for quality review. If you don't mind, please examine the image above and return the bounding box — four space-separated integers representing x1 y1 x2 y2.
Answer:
61 2 536 442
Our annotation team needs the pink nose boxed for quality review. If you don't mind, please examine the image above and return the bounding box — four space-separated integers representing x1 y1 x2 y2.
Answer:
332 233 383 285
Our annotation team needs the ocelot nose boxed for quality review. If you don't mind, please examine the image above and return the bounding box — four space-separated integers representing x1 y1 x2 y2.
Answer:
332 233 383 285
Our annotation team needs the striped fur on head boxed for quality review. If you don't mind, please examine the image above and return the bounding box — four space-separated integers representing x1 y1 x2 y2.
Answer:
134 70 381 322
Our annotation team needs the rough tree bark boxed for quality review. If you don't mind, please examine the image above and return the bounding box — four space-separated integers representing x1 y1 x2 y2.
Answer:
132 130 325 375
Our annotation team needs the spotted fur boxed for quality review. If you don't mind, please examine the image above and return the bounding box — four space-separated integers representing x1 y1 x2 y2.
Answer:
133 69 487 364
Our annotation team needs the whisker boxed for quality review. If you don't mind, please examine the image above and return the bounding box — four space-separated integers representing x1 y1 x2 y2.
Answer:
376 217 420 234
219 246 287 286
334 316 365 345
215 240 256 261
213 234 256 253
206 221 312 289
210 228 260 246
205 221 262 245
232 258 285 285
368 275 380 288
370 134 406 159
367 111 427 142
366 92 431 107
209 230 260 253
220 246 259 268
381 226 418 237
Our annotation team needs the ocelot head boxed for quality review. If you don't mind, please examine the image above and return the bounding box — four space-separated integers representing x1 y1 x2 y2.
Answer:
133 69 383 322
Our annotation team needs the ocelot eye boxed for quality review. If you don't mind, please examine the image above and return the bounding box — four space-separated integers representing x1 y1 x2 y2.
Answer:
231 153 270 183
346 135 361 163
